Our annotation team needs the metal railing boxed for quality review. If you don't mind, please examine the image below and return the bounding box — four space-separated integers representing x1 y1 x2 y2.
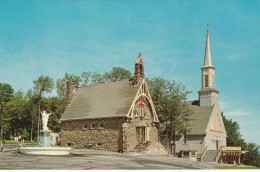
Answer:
199 146 208 161
214 146 223 162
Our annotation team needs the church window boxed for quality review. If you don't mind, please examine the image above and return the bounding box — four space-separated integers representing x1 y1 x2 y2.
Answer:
83 123 88 129
205 75 209 87
183 152 189 157
134 109 138 117
99 123 104 129
91 123 95 129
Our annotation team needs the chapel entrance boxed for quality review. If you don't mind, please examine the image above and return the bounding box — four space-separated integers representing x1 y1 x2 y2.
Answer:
142 126 146 143
137 121 150 143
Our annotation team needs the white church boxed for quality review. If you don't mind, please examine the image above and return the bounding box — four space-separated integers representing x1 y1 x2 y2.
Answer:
175 26 242 164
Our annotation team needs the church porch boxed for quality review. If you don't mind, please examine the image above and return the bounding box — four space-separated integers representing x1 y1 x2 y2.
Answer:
215 146 242 165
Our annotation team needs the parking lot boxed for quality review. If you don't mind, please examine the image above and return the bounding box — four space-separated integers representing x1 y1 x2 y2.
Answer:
0 148 219 170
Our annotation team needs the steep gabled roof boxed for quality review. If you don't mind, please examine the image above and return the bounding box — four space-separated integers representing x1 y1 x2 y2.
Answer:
187 100 214 135
60 79 142 121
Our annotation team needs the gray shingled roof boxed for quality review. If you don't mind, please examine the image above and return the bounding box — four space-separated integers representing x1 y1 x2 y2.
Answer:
187 100 214 135
60 79 142 121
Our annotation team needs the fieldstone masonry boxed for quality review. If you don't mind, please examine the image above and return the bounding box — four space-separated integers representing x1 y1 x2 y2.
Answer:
134 52 144 85
60 52 164 154
61 118 124 152
65 82 74 107
61 97 159 153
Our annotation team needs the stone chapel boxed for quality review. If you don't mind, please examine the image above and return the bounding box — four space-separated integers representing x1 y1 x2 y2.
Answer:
175 26 242 164
60 53 160 153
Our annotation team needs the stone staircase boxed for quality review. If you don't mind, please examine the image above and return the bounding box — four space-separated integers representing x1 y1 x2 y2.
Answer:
202 150 218 162
134 141 151 152
133 141 168 156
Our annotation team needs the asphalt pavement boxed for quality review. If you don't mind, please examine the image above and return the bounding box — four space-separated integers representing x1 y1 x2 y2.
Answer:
0 148 220 170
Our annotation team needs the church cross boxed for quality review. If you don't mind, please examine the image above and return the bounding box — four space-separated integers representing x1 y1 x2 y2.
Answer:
139 99 145 117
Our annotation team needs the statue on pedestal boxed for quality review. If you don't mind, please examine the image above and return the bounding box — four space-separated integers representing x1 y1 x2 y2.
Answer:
41 111 52 131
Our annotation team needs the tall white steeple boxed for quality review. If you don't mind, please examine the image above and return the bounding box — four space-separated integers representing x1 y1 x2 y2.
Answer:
204 24 213 67
198 24 219 106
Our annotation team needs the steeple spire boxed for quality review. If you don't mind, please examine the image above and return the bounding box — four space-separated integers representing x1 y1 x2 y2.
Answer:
198 24 219 107
204 23 213 67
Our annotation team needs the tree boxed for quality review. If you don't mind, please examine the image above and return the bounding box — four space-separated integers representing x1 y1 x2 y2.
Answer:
0 83 14 143
24 90 38 141
243 142 260 168
45 97 65 133
3 91 28 139
56 73 82 100
0 83 14 102
81 71 92 87
147 77 192 155
33 75 54 98
103 67 132 83
222 113 247 150
91 72 104 84
222 113 260 167
33 75 54 141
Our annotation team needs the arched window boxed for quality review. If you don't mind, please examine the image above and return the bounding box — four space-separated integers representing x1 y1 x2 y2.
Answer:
83 123 88 129
99 123 104 129
144 111 147 118
91 123 95 129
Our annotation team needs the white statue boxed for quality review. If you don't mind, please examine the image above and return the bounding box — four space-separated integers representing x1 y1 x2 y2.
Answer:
41 111 52 131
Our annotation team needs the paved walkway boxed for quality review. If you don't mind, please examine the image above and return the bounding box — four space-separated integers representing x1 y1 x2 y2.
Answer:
0 148 220 170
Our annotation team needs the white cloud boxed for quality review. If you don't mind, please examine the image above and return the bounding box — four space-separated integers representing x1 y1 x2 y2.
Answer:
225 110 252 117
226 52 247 60
219 99 259 117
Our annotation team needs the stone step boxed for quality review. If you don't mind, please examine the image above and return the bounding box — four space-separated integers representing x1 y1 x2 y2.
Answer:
202 150 218 162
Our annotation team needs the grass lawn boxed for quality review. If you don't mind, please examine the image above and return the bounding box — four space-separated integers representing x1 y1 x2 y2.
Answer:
216 165 258 169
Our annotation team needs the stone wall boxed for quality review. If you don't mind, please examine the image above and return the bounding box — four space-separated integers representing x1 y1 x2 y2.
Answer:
124 98 159 153
61 98 159 153
65 82 74 107
134 53 144 85
61 117 124 152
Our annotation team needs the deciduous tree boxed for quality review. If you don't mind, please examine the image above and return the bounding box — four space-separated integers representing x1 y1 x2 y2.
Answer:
103 67 132 83
33 75 54 141
56 73 82 100
147 77 192 155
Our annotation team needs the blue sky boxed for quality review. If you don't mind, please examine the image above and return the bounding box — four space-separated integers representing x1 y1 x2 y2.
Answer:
0 0 259 145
